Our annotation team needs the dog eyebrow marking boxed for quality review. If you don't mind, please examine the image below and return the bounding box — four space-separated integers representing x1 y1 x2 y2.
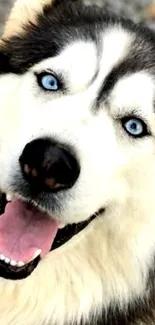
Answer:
96 50 155 105
96 57 138 104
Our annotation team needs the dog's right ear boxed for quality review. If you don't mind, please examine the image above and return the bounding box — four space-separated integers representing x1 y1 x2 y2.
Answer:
0 1 53 74
3 0 81 39
3 0 53 39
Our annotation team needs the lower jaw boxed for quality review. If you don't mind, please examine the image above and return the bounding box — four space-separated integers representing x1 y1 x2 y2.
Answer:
0 255 40 280
0 194 104 280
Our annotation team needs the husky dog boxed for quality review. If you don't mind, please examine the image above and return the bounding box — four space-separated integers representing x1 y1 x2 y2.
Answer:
1 0 155 324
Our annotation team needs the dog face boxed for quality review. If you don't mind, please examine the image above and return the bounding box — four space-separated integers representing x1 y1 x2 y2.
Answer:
0 1 155 324
0 2 155 224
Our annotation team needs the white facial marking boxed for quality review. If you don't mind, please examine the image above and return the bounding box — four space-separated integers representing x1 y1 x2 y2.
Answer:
110 71 155 116
33 41 98 93
0 24 155 325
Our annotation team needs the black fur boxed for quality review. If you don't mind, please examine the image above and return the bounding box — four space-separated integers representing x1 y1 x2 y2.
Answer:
0 0 100 73
97 33 155 104
1 0 155 323
1 0 155 79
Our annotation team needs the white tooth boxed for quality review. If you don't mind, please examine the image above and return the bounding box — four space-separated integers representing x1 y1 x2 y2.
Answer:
17 261 25 268
6 193 13 202
10 260 17 267
4 257 10 264
0 254 5 261
58 223 66 229
32 249 42 261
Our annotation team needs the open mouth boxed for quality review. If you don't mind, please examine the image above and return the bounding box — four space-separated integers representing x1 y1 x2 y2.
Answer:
0 194 103 281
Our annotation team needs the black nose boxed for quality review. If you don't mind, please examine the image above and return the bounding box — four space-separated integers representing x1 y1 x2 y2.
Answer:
19 138 80 193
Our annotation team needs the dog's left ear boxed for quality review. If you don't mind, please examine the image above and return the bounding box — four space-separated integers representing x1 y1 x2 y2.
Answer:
3 0 53 39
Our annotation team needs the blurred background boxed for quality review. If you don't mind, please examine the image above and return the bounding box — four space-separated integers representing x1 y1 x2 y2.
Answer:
1 0 155 36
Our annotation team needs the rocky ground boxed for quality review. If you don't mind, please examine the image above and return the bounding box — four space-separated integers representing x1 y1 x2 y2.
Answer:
1 0 155 36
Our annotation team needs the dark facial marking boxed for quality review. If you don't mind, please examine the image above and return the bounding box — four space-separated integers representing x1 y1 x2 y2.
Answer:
0 1 101 74
97 34 155 105
1 0 155 78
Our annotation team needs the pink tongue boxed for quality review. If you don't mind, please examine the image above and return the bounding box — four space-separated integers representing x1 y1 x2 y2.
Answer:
0 200 59 262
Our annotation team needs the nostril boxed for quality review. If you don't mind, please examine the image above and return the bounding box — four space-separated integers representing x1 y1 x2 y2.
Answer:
23 165 39 178
19 138 80 193
42 160 52 171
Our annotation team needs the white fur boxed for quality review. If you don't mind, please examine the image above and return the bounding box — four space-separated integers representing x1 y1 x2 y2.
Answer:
0 20 155 325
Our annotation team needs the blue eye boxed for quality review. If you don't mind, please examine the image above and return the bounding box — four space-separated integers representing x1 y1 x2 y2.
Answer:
37 73 59 91
122 117 148 137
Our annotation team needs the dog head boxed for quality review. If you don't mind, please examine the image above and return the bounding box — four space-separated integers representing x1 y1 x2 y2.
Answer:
0 1 155 324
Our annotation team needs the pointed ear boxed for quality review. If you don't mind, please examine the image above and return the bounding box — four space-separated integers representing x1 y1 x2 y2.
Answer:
3 0 53 38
